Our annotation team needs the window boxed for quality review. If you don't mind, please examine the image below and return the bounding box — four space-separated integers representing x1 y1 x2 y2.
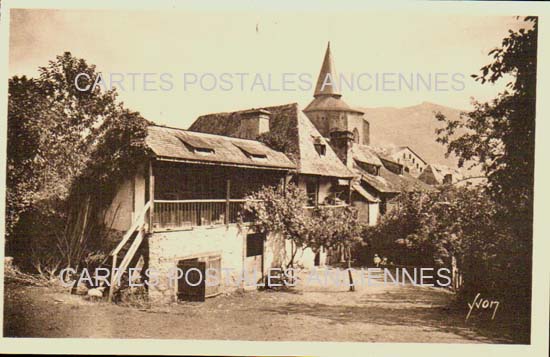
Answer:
178 136 215 155
246 233 264 257
305 178 318 206
353 128 360 144
314 143 326 156
234 143 268 161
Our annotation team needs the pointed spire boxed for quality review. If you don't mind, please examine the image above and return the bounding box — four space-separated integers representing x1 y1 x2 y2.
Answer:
314 42 341 98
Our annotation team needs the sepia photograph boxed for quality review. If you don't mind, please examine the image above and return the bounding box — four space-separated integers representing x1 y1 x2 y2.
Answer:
0 1 549 356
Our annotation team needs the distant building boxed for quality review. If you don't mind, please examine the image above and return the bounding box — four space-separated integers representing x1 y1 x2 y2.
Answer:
418 164 463 185
386 146 428 177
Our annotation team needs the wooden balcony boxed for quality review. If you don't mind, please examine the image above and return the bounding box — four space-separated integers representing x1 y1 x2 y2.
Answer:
152 199 250 231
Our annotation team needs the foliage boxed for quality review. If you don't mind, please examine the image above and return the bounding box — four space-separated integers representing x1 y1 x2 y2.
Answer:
244 183 362 289
244 184 311 268
256 130 297 162
6 52 149 272
308 206 363 259
433 17 536 317
6 53 119 238
435 17 536 228
366 185 529 306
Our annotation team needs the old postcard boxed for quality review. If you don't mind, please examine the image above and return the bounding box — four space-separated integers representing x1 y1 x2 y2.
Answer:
0 1 549 356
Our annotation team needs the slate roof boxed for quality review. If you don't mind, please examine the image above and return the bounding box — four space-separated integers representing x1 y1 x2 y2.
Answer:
190 103 355 178
314 42 341 97
146 125 295 170
352 183 380 203
426 164 464 184
354 161 434 194
304 95 364 114
351 144 383 166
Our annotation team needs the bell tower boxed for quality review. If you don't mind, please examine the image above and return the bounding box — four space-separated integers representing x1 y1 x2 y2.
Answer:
304 42 370 147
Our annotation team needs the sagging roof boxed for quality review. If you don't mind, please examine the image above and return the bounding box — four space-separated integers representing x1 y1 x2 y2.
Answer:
146 125 295 170
190 103 355 178
352 183 380 203
354 161 434 194
351 144 383 166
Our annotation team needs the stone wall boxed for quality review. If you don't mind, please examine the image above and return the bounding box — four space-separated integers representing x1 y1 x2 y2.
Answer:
147 224 318 304
147 225 246 304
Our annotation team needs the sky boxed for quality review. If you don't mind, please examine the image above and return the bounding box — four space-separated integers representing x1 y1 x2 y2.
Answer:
8 9 530 129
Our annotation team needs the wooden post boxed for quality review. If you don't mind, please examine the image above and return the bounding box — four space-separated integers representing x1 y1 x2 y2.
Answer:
348 179 352 205
315 176 320 208
225 178 230 225
108 255 117 302
149 160 155 233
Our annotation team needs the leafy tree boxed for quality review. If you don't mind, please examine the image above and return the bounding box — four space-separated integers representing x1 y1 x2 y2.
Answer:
435 17 537 236
244 184 362 290
244 184 311 271
434 17 536 322
6 53 118 238
6 52 149 271
308 206 363 290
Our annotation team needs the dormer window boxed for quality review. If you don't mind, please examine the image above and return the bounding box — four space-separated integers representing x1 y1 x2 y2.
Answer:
194 147 215 155
314 143 326 156
234 143 268 161
355 159 380 176
177 135 215 156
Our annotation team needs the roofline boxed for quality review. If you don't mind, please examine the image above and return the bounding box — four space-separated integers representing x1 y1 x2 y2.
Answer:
303 106 364 114
154 156 296 171
396 146 428 165
149 124 280 145
195 102 299 120
298 172 355 179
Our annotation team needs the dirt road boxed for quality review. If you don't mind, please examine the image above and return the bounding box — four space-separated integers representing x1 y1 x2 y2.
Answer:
3 274 517 343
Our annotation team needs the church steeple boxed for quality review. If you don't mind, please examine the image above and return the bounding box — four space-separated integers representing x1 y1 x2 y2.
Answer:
304 42 370 147
313 42 341 98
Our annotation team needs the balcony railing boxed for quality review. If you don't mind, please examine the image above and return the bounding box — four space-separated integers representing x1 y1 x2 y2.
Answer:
304 204 349 217
153 199 250 231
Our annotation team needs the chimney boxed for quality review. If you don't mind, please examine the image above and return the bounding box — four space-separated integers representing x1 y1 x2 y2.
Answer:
238 109 271 139
329 130 354 167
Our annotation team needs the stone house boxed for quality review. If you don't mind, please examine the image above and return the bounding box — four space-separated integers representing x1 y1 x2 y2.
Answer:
100 42 434 304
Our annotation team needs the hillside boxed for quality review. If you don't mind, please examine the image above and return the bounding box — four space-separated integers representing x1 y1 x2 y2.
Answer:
358 102 468 168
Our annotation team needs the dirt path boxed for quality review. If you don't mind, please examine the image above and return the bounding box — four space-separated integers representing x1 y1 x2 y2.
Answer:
3 275 515 342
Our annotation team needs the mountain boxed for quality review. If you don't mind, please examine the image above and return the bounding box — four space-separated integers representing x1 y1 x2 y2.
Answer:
358 102 468 168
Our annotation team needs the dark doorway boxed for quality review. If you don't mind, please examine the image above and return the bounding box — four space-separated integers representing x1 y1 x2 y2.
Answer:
177 259 206 302
245 233 265 286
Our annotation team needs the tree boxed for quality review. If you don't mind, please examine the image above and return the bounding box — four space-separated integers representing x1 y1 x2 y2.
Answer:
434 17 536 318
243 184 312 272
244 183 362 290
435 17 537 233
6 52 118 239
6 52 149 272
309 206 363 290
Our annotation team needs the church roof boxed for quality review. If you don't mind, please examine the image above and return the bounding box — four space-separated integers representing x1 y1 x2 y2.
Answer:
303 95 364 114
305 42 364 114
314 42 341 98
189 103 355 179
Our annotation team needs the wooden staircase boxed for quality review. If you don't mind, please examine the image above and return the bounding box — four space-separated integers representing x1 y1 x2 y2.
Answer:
108 201 152 302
